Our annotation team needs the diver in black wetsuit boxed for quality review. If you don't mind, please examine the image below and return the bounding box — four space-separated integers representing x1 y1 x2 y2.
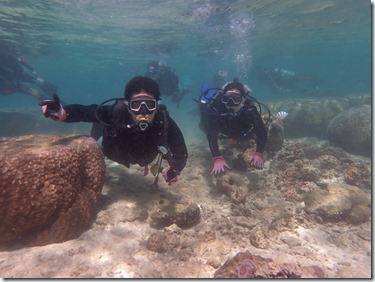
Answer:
40 76 188 186
254 65 320 96
199 79 267 176
212 70 228 88
0 42 57 101
145 60 189 106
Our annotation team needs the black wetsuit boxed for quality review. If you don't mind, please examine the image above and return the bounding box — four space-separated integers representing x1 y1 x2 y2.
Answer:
63 102 188 173
146 66 181 102
0 49 31 94
200 95 267 157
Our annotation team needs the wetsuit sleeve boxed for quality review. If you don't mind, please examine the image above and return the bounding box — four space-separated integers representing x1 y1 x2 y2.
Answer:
249 107 268 153
207 129 221 158
201 103 221 158
166 117 188 173
63 104 112 124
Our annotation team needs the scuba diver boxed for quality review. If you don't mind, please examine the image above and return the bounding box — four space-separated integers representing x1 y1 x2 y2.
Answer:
145 60 189 106
198 78 268 176
39 76 188 188
253 65 320 96
0 42 57 101
212 70 228 88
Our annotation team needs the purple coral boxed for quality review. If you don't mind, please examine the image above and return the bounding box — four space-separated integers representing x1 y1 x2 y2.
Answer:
214 254 256 278
232 259 256 278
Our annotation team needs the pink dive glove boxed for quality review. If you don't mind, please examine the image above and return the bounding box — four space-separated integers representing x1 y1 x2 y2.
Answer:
250 152 264 169
162 167 178 186
211 156 230 176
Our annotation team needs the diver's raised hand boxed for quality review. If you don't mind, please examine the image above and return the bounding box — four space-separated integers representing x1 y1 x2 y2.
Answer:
39 93 67 121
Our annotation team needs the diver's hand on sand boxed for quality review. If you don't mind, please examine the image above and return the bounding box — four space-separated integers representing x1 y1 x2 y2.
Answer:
39 93 67 121
211 156 230 176
250 152 264 169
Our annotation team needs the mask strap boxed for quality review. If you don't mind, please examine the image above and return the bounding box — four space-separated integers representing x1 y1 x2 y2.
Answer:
220 82 230 91
243 84 252 96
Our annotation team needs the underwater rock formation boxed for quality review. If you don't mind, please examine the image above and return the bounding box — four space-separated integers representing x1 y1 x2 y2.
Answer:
271 139 371 204
146 230 180 253
265 94 370 140
327 105 371 157
0 134 105 247
265 118 285 152
303 183 371 225
216 172 248 204
150 203 201 228
214 251 325 278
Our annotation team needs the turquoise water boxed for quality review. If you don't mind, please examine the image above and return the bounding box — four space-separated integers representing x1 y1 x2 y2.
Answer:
0 0 371 142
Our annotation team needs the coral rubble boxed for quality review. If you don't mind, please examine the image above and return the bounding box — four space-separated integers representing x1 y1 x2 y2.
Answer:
150 203 201 228
214 251 325 278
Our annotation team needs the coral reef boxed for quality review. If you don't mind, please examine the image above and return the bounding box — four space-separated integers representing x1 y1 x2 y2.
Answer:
327 105 371 157
146 231 180 253
0 93 371 278
214 251 325 278
304 183 371 224
150 203 201 228
344 162 371 190
265 118 285 152
0 134 105 247
216 172 248 204
265 94 371 139
271 139 371 202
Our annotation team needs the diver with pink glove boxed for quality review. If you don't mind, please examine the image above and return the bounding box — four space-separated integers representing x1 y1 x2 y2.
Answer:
198 78 268 176
40 76 188 189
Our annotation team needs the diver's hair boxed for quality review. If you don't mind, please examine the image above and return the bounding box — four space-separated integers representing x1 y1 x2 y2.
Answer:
124 76 161 101
222 81 247 96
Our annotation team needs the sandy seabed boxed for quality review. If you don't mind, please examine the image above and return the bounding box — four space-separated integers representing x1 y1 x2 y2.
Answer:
0 136 371 278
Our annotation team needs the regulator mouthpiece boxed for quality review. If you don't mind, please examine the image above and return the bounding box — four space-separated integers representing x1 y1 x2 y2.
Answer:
138 118 149 131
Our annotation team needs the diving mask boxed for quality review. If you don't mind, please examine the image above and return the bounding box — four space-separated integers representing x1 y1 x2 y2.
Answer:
221 91 243 106
124 98 157 114
126 99 157 131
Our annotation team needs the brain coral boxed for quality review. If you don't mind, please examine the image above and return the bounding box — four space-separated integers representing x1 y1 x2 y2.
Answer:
0 134 105 247
326 105 371 157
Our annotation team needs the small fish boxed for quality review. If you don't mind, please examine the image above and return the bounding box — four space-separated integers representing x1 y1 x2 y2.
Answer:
283 101 302 111
276 111 288 120
290 101 302 109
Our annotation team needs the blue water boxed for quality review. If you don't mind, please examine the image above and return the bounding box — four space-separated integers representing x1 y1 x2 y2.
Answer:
0 0 371 142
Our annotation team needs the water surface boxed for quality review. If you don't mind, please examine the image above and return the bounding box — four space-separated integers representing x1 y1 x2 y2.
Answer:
0 0 371 142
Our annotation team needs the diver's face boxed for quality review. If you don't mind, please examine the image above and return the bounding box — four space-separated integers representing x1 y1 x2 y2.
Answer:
127 93 157 130
222 89 244 115
225 103 243 116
